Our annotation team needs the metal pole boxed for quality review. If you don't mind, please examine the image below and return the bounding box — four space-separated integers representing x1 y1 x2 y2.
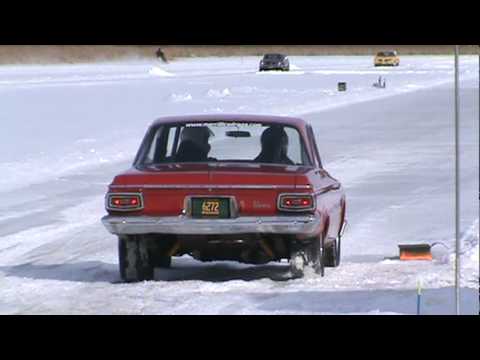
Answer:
416 280 422 315
454 45 460 315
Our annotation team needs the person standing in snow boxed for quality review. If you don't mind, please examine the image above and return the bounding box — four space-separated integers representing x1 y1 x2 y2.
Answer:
156 48 168 63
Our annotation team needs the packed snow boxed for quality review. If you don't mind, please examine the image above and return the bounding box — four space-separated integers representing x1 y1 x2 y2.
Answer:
0 56 478 314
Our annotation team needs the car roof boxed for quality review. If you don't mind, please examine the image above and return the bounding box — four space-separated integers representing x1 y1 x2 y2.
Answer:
151 114 307 128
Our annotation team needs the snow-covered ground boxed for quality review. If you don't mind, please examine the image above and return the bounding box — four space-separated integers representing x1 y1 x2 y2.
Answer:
0 56 478 314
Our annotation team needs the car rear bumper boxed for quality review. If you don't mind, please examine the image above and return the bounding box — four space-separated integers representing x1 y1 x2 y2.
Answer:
102 214 321 236
260 65 286 70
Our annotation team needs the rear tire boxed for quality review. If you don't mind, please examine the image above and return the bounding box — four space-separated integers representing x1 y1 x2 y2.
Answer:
290 248 306 278
310 236 325 277
118 235 154 283
324 236 341 267
289 235 325 278
150 251 172 268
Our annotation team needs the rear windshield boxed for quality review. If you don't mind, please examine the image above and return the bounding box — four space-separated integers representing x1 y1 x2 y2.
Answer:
264 54 284 60
134 121 312 167
378 51 396 57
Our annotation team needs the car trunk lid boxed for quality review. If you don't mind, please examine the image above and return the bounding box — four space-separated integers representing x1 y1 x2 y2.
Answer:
110 163 313 216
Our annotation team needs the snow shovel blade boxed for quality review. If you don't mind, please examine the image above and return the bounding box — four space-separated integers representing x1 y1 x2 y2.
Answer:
398 244 432 261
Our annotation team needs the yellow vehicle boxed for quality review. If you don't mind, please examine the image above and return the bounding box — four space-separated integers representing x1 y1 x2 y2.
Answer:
374 51 400 67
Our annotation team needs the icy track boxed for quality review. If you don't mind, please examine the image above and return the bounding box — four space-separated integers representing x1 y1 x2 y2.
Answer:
0 56 478 314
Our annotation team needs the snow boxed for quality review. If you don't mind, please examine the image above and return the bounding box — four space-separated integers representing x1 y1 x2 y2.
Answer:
0 56 478 314
169 92 193 102
206 88 231 98
148 66 174 77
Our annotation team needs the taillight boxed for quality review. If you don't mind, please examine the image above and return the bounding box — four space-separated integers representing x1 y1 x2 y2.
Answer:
277 194 315 212
106 193 143 212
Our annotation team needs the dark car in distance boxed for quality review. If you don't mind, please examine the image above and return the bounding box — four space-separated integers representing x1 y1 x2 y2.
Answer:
259 54 290 72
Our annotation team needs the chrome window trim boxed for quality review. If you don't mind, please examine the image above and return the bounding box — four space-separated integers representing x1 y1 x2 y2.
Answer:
134 121 313 167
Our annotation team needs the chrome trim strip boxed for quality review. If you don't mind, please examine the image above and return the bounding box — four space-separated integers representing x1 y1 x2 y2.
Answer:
109 184 312 190
313 183 341 196
102 214 321 236
340 220 348 238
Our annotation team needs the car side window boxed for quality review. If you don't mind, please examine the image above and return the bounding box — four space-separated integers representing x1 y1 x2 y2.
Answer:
307 126 323 168
141 126 177 164
143 128 162 164
283 127 302 165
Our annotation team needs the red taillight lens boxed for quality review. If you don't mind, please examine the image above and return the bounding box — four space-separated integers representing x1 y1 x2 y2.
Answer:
107 193 143 211
278 194 315 212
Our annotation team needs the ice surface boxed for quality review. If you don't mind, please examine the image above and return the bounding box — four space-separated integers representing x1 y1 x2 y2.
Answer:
0 56 478 314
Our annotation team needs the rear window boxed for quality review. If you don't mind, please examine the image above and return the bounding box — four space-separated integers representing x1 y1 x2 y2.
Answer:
378 51 396 57
135 121 312 167
264 54 284 60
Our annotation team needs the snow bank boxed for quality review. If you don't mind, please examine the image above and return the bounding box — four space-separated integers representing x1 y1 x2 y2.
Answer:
148 66 174 77
455 219 479 285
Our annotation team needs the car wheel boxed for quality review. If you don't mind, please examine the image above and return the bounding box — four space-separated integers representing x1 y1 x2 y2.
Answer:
118 235 154 282
290 248 306 278
147 238 173 268
310 235 325 276
289 235 325 278
150 250 172 268
324 236 341 267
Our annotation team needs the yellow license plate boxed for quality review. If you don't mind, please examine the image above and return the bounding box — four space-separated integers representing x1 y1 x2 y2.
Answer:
191 198 230 218
202 200 220 216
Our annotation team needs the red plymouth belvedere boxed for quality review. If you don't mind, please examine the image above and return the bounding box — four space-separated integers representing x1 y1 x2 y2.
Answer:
102 115 346 282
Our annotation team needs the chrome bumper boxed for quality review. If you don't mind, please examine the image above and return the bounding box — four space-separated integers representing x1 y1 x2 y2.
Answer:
101 214 321 236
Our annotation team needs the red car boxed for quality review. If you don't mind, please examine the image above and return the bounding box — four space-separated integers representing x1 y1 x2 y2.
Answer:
102 115 346 282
